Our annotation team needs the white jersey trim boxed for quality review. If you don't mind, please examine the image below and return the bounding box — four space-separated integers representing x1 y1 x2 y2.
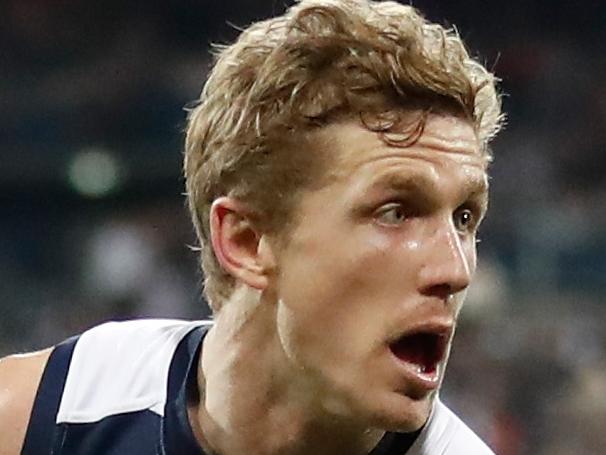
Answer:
408 397 495 454
56 319 209 424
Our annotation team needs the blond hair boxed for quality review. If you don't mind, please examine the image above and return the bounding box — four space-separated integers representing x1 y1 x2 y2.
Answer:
184 0 504 311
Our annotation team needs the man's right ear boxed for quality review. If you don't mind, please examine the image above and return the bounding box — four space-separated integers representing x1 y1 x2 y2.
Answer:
209 197 275 291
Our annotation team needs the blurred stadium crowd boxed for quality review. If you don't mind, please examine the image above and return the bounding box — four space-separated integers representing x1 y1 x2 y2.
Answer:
2 1 606 453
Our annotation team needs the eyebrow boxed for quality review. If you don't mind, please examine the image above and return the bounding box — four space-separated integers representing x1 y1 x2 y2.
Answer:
367 171 489 206
372 173 435 192
461 176 490 199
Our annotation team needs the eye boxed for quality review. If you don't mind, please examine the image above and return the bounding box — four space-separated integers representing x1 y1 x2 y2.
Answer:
453 208 477 233
375 203 407 225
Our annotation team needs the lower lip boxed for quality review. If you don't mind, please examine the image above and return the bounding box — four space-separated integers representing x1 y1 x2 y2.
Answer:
389 350 441 392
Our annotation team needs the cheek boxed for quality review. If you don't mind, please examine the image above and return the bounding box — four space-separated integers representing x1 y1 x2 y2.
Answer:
278 226 409 312
274 226 418 359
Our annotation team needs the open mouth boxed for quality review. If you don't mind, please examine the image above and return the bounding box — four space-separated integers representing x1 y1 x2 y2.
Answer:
389 331 449 375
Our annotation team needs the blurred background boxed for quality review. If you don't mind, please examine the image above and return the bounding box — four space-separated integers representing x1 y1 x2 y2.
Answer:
2 0 605 453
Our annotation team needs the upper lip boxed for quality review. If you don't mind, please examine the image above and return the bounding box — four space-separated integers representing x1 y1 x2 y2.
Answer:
388 319 454 344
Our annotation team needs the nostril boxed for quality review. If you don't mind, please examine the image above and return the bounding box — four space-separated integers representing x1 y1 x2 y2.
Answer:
420 283 452 300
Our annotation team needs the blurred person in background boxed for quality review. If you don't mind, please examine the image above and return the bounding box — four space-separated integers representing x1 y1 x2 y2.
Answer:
0 0 503 454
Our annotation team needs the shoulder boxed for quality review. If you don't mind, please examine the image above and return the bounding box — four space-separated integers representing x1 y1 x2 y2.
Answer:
0 348 53 455
411 398 494 455
56 319 207 423
0 319 207 455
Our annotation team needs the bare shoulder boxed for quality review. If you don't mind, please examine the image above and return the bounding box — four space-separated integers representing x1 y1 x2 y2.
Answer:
0 348 53 455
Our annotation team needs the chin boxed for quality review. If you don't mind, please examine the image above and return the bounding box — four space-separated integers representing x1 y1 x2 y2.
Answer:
363 390 435 433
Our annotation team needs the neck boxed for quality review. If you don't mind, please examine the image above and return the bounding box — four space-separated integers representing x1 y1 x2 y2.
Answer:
189 287 384 455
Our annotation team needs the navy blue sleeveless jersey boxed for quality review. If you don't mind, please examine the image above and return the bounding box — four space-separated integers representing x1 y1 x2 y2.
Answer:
21 319 494 454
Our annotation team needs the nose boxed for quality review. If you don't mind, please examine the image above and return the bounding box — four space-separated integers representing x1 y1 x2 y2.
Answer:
417 220 473 300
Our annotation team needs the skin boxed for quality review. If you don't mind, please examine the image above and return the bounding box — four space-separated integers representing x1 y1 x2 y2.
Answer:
0 349 52 455
0 112 488 455
190 112 489 455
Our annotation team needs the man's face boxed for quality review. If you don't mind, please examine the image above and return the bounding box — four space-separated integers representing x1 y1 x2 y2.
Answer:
270 113 488 431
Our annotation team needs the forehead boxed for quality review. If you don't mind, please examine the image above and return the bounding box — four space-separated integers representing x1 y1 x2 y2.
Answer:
315 113 488 188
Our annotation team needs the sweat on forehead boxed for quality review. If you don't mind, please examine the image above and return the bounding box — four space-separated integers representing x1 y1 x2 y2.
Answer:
314 111 483 168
